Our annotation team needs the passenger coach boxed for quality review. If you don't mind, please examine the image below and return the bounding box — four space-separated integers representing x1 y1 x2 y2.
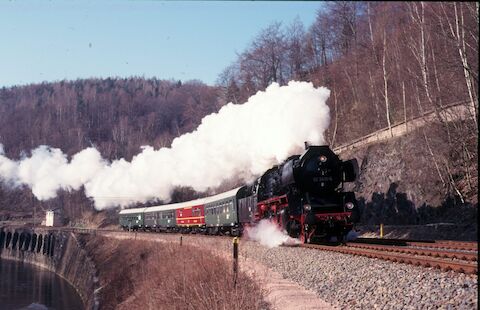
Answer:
118 207 146 230
119 187 256 235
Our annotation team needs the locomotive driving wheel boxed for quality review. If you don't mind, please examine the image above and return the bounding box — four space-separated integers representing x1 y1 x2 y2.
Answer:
286 219 301 239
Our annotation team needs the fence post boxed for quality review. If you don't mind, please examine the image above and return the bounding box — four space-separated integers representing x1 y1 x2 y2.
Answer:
180 235 183 246
380 223 384 238
233 237 239 287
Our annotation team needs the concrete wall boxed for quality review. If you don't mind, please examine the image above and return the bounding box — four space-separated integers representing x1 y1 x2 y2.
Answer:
0 226 99 309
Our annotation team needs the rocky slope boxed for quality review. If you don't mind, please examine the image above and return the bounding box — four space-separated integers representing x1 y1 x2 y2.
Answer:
340 121 477 233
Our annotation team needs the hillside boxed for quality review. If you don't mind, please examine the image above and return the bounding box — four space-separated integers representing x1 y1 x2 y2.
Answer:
0 78 221 159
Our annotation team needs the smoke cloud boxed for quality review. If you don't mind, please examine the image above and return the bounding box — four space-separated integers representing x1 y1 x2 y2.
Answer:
0 81 330 209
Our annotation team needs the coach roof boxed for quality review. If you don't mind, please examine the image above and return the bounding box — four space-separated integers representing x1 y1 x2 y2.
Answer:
119 207 147 215
144 187 242 213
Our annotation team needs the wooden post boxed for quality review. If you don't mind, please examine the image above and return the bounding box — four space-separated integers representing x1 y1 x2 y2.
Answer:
380 223 384 238
233 237 239 287
180 235 183 246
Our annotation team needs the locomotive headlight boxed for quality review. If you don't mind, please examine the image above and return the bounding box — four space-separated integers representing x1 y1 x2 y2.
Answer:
304 204 312 211
345 202 354 210
319 155 327 162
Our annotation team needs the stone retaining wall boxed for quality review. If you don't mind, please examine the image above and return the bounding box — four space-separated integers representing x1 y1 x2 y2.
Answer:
0 226 98 309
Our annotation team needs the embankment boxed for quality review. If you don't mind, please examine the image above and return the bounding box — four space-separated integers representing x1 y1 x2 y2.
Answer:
79 234 268 310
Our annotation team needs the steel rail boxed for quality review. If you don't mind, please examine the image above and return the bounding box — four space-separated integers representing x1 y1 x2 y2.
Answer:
408 241 477 251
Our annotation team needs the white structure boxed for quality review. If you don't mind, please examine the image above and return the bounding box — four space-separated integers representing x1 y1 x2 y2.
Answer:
45 210 63 227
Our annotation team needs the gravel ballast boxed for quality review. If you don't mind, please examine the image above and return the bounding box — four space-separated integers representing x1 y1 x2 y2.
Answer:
241 242 477 309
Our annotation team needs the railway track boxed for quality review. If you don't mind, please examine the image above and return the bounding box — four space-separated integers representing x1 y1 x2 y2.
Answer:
301 241 478 274
346 243 477 261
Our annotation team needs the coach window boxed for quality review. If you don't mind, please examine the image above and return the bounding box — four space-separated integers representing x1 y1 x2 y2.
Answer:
193 208 200 217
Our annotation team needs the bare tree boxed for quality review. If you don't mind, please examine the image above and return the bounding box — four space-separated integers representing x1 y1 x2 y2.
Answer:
437 2 478 125
286 17 308 80
381 28 393 137
240 22 287 89
309 10 333 68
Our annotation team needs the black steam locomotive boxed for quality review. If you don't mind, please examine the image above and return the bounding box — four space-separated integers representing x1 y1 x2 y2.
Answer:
248 144 360 242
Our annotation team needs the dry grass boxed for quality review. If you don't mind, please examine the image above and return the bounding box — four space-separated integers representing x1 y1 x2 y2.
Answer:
82 235 269 310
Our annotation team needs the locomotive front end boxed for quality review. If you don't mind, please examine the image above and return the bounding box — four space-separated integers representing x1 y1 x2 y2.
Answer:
293 145 360 242
255 144 360 243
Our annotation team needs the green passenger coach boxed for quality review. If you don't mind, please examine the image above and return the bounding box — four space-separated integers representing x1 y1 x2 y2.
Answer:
119 207 146 230
144 206 177 231
204 187 241 235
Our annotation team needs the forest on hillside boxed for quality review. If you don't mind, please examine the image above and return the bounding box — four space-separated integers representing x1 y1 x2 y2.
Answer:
0 2 477 224
0 78 220 160
219 2 477 141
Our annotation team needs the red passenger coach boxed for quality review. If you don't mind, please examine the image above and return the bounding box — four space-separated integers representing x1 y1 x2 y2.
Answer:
176 205 205 233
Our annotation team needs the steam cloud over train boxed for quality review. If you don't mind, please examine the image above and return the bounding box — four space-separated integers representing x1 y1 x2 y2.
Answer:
119 144 359 243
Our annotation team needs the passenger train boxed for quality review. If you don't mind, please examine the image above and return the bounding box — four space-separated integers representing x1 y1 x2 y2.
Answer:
119 144 360 243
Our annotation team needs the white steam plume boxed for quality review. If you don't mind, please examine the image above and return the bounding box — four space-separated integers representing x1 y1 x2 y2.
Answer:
245 219 300 248
0 145 105 200
0 81 330 209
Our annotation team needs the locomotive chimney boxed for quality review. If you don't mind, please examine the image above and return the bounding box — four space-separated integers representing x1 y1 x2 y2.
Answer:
304 141 309 150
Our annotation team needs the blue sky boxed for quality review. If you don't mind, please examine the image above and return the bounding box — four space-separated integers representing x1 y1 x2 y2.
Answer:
0 1 322 88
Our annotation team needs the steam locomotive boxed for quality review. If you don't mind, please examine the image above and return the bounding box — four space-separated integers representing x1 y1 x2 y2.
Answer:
119 144 360 243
